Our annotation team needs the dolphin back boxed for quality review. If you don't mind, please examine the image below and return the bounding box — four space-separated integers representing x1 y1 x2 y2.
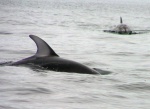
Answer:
10 35 107 75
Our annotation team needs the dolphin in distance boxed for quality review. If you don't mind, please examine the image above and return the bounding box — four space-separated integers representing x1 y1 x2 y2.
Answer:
103 17 149 35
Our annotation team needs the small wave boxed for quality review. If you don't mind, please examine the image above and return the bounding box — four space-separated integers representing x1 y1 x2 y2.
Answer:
110 51 135 56
116 82 150 92
0 105 17 109
0 87 52 95
16 87 52 95
0 31 12 35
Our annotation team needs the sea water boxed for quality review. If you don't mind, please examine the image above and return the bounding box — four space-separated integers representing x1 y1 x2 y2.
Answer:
0 0 150 109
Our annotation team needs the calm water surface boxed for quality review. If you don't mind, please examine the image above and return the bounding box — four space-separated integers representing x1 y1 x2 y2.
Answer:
0 0 150 109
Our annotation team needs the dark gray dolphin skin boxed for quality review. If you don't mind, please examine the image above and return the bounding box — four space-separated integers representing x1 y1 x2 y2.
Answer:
11 35 103 74
104 17 137 35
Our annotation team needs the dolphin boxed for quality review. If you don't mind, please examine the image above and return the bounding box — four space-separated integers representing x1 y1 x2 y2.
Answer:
113 17 133 34
10 35 110 75
104 17 139 35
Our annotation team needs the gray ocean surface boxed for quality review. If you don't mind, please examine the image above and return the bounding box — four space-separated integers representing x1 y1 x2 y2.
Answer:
0 0 150 109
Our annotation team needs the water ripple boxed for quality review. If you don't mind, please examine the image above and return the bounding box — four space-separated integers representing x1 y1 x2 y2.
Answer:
0 87 52 95
0 31 12 35
0 105 17 109
116 82 150 92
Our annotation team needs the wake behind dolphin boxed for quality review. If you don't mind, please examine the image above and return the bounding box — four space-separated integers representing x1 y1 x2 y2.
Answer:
10 35 111 75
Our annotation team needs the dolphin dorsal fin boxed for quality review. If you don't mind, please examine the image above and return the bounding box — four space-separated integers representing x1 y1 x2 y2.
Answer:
120 17 123 24
29 35 59 57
